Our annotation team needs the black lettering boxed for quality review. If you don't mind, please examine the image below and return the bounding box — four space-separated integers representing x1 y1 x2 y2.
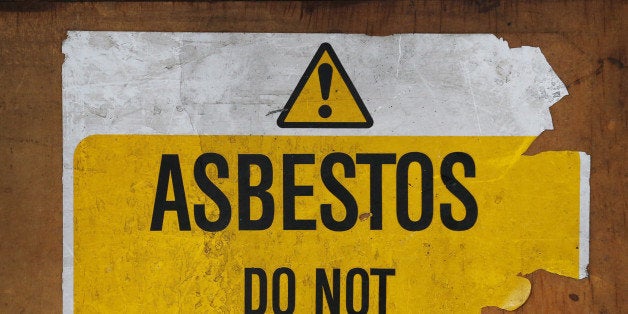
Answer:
321 153 358 231
316 269 340 314
239 154 275 230
150 154 191 231
440 152 477 231
356 154 396 230
346 268 368 314
370 268 396 314
272 267 296 314
283 154 316 230
193 153 231 231
396 152 433 231
245 268 267 314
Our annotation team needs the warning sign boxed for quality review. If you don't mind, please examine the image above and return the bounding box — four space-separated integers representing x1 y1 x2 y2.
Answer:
277 43 373 128
63 33 590 313
72 135 586 313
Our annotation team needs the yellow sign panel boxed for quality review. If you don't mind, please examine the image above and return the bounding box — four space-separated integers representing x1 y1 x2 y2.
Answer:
74 135 582 313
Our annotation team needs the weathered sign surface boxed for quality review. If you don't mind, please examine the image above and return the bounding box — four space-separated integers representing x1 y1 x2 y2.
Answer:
63 32 589 313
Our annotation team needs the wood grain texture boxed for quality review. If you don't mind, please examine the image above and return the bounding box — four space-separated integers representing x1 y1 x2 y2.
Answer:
0 1 624 313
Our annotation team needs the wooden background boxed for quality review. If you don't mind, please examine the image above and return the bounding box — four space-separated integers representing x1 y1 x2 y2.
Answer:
0 1 624 312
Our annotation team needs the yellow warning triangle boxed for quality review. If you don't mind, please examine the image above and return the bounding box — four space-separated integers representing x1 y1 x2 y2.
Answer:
277 43 373 128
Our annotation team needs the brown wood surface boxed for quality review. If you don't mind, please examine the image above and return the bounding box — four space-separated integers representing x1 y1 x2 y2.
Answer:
0 1 624 313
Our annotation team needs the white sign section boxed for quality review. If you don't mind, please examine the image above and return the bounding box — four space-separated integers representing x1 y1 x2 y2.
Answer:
63 32 589 313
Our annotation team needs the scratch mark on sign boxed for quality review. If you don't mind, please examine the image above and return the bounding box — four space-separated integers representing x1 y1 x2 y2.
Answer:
460 61 483 134
266 108 288 116
396 36 402 78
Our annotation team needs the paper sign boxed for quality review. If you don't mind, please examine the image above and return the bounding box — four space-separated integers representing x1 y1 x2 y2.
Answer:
63 32 589 313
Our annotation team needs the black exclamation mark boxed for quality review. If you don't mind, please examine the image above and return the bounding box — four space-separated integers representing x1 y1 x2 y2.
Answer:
318 63 333 118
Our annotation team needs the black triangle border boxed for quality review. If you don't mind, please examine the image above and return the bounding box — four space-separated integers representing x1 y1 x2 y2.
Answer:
277 43 373 128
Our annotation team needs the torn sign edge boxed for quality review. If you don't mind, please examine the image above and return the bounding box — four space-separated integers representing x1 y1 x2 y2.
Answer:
579 152 590 279
61 32 591 313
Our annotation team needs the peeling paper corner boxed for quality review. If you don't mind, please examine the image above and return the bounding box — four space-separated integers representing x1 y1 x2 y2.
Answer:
498 275 532 311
